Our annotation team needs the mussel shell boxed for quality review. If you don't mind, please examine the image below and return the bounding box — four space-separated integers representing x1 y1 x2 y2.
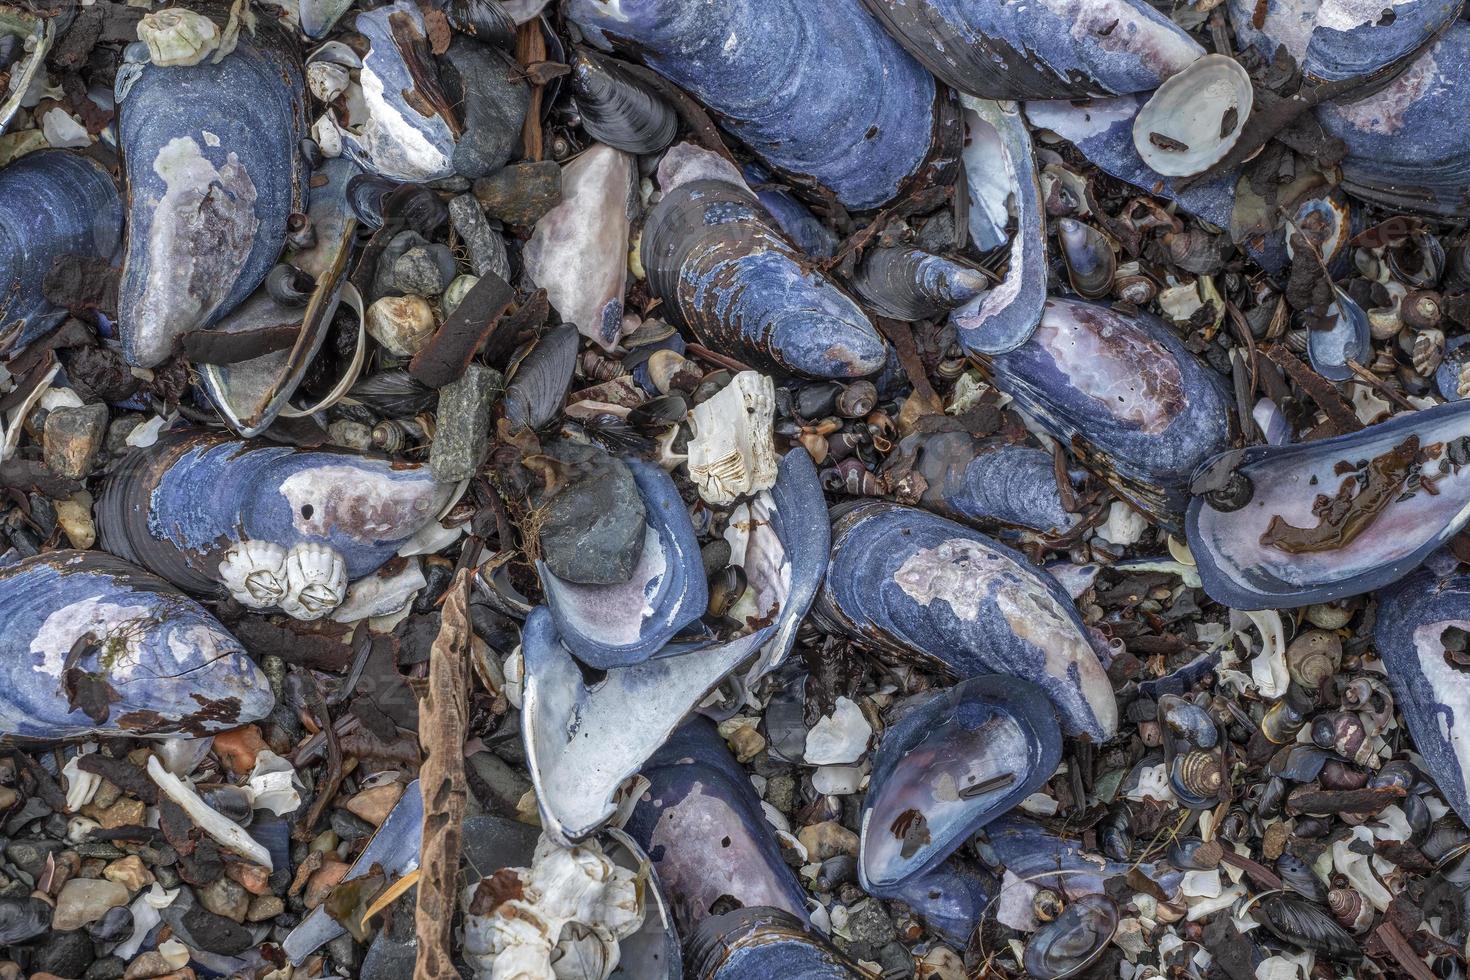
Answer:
0 6 54 135
570 49 678 156
686 906 866 980
438 0 519 48
0 150 123 358
1375 558 1470 824
860 675 1063 890
347 369 438 417
1132 54 1253 179
1057 219 1115 300
976 298 1236 527
1022 894 1119 979
879 858 996 947
117 12 306 368
981 815 1180 897
953 97 1047 355
1257 892 1361 960
742 163 839 260
199 157 360 437
625 717 811 933
0 551 273 741
895 431 1080 534
539 456 707 669
859 0 1202 100
502 323 579 433
850 246 988 321
522 608 774 843
299 0 356 38
567 0 939 210
1186 399 1470 609
1306 288 1371 383
642 175 888 379
96 429 453 597
813 501 1118 740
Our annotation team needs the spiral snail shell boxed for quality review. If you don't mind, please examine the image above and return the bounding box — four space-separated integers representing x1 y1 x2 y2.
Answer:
1286 629 1342 689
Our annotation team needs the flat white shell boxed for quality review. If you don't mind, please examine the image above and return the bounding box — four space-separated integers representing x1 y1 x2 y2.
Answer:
1133 54 1253 178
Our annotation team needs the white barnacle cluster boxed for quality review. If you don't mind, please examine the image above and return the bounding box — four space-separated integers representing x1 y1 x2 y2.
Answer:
686 370 779 505
136 8 221 67
217 540 347 620
462 834 645 980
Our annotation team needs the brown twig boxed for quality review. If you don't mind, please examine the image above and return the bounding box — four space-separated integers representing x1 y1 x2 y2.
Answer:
297 674 344 842
684 342 754 374
1346 359 1419 412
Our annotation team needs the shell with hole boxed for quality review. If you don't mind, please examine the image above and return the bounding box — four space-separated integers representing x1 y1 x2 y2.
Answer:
1132 54 1254 179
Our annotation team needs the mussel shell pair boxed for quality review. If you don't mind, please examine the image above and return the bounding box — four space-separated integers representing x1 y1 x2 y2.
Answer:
642 173 889 379
1186 399 1470 608
860 0 1202 100
569 49 678 156
567 0 941 210
686 907 867 979
117 11 306 368
0 150 123 358
813 501 1118 741
0 551 273 741
97 429 452 599
860 675 1063 893
975 298 1236 527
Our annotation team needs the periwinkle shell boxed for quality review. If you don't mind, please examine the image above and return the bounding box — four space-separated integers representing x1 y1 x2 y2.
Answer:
566 0 941 210
117 13 306 367
859 0 1202 100
97 429 454 598
860 675 1063 892
975 298 1236 526
642 172 888 379
0 551 273 741
685 907 867 980
0 150 123 358
1186 400 1470 609
625 718 811 933
539 456 707 669
813 501 1118 741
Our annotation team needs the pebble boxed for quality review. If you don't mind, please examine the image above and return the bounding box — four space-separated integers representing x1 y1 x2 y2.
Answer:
226 861 272 895
429 363 502 483
763 773 798 814
56 491 96 549
366 295 437 358
804 697 873 765
122 951 176 979
448 193 511 280
32 928 94 977
330 808 377 842
179 903 255 955
246 894 285 922
387 241 458 298
472 161 563 226
102 855 153 893
534 441 647 586
304 859 351 909
812 765 866 796
52 877 129 931
42 403 108 479
199 876 251 922
87 796 145 830
846 899 897 949
86 905 132 942
212 726 265 775
84 956 126 980
797 820 859 861
0 786 14 811
0 895 50 944
345 782 404 828
6 839 62 880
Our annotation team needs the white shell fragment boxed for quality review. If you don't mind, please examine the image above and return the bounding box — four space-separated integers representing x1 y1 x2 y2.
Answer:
462 833 645 980
804 696 873 765
1134 54 1254 178
280 542 348 620
147 755 273 869
686 371 779 505
217 539 289 609
137 8 222 67
246 750 304 816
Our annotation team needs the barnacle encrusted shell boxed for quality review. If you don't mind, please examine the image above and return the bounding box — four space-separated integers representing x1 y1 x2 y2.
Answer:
280 543 348 620
136 8 222 67
686 372 780 506
216 539 288 609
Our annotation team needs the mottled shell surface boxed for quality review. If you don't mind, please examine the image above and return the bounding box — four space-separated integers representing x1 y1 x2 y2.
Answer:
976 298 1236 526
566 0 939 211
859 0 1203 100
0 150 122 358
860 675 1063 891
813 501 1118 740
97 429 453 597
1186 400 1470 608
852 246 989 322
686 906 866 980
0 551 273 741
899 431 1081 534
117 14 306 367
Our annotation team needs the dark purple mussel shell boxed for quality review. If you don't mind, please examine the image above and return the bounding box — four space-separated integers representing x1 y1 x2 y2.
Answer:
566 0 942 211
1023 894 1120 979
117 10 306 367
539 455 707 669
569 48 677 156
1375 556 1470 823
642 166 888 379
974 298 1236 526
1186 400 1470 608
981 815 1182 898
879 858 996 947
0 149 122 358
850 246 988 321
859 0 1202 100
626 717 812 932
0 551 273 741
860 675 1063 892
502 323 579 433
813 501 1117 740
97 429 453 619
686 906 867 979
742 163 838 260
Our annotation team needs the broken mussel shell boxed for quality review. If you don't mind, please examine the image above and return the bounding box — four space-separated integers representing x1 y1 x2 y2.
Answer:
1186 399 1470 608
0 149 123 359
97 429 453 618
976 298 1236 527
859 674 1063 892
686 906 868 979
568 48 678 156
1132 54 1253 179
1021 894 1120 979
0 551 273 741
858 0 1202 99
1375 558 1470 824
814 501 1118 740
643 164 888 379
539 455 707 669
1056 218 1116 300
626 717 812 933
0 4 58 136
567 0 943 210
117 8 307 368
849 246 989 321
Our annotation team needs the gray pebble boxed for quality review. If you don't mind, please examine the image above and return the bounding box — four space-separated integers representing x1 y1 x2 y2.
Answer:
449 194 511 281
429 364 503 483
534 441 647 586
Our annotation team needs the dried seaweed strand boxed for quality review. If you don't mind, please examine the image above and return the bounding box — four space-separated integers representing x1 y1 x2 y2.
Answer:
1260 345 1363 434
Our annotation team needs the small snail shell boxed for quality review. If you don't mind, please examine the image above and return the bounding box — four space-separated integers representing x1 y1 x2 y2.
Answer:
1260 697 1308 744
1286 629 1341 689
366 295 436 357
1032 888 1063 923
1328 887 1373 932
1171 749 1223 804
